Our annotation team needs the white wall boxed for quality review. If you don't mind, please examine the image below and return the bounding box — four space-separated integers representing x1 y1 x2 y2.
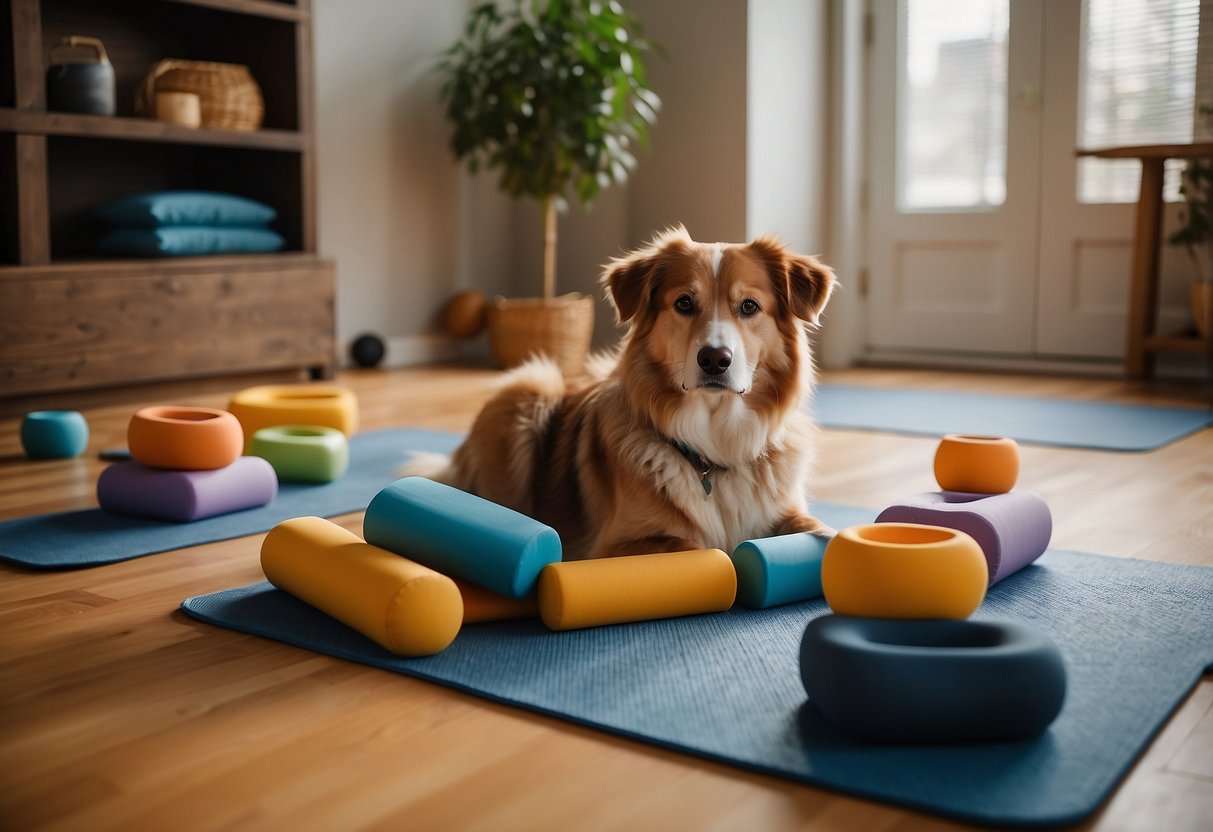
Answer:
314 0 841 362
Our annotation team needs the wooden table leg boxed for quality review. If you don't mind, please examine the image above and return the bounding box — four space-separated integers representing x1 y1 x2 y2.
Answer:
1126 158 1165 378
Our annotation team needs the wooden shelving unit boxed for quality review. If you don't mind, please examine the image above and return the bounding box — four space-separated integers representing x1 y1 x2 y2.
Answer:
0 0 335 401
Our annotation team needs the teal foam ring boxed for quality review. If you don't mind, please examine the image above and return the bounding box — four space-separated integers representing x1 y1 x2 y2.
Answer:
363 477 561 598
731 532 828 609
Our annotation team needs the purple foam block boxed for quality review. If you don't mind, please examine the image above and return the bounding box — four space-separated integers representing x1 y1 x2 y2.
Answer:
875 490 1052 585
97 456 278 522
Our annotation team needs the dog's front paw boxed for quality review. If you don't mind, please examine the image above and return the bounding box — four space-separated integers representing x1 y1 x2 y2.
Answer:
775 513 835 539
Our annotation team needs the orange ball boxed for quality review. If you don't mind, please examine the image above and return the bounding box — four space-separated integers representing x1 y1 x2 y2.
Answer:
934 434 1020 494
443 290 489 338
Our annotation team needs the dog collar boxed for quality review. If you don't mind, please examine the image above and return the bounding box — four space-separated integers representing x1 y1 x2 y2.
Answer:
668 439 727 496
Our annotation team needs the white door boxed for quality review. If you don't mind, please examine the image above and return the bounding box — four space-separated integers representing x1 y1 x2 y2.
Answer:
866 0 1200 361
867 0 1043 355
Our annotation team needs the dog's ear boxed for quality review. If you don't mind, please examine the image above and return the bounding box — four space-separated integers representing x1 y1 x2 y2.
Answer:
602 226 691 324
785 253 836 325
750 235 836 325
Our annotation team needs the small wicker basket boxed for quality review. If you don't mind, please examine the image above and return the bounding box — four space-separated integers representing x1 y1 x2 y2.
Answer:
135 59 264 130
487 293 595 377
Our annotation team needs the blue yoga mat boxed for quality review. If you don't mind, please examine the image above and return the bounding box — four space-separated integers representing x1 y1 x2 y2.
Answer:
181 503 1213 828
0 428 462 570
812 384 1212 451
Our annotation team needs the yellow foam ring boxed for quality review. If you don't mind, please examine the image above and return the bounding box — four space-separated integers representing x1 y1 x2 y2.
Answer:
260 516 463 656
454 579 540 624
821 523 988 620
538 549 737 631
933 434 1020 495
228 384 359 451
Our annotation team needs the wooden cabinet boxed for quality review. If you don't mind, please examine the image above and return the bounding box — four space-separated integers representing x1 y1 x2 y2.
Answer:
0 0 335 401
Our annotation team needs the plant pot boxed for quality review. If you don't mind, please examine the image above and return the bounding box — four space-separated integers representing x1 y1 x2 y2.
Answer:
487 293 595 376
1192 282 1213 338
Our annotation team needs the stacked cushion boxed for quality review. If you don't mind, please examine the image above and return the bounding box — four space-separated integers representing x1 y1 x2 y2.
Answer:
95 190 285 256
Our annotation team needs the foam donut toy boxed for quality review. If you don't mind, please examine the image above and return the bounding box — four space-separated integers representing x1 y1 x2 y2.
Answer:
934 434 1020 494
228 384 359 451
876 490 1052 585
821 523 988 619
20 410 89 459
250 425 349 483
127 406 243 471
261 516 463 657
800 615 1067 743
537 548 736 631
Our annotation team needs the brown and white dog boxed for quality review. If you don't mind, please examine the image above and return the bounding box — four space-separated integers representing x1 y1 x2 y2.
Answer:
408 226 836 559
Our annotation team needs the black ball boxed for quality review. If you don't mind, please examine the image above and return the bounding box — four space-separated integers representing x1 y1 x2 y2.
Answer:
350 333 386 368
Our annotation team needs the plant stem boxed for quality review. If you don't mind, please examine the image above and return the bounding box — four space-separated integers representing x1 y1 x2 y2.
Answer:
542 196 557 300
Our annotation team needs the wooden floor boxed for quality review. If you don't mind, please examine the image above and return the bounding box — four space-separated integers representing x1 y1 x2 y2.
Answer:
1 365 1210 831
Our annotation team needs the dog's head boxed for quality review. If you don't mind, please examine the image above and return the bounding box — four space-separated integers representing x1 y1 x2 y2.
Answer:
603 225 834 400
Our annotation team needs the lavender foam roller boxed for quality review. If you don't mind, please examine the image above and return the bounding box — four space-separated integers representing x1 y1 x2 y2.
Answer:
97 456 278 522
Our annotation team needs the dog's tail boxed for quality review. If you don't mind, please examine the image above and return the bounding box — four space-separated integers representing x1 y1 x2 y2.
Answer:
399 450 453 482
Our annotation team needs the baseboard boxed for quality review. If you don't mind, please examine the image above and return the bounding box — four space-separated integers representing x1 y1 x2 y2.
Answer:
858 348 1213 382
340 334 464 370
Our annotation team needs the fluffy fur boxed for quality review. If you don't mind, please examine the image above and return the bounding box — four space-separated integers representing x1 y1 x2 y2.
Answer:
406 226 836 558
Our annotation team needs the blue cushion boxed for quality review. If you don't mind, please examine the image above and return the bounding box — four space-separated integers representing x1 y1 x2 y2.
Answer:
98 226 286 256
95 191 277 227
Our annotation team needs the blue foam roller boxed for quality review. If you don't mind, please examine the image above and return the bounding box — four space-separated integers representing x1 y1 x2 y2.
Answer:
731 532 829 609
97 456 278 522
363 477 561 598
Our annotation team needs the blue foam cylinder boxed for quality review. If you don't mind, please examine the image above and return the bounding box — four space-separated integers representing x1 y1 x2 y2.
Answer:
731 532 829 609
363 477 561 598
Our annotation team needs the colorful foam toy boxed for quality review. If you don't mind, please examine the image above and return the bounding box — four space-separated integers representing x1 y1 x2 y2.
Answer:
97 455 278 522
731 532 828 609
20 410 89 459
261 516 463 656
800 615 1067 743
821 522 988 619
537 548 736 631
875 490 1052 585
455 579 540 624
228 384 359 451
250 425 349 483
934 434 1020 494
127 406 243 471
363 477 561 599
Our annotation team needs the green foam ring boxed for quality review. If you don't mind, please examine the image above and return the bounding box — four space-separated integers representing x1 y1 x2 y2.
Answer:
363 477 561 599
731 532 829 609
250 425 349 483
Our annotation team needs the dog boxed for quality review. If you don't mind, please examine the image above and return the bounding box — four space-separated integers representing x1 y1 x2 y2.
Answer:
407 226 836 559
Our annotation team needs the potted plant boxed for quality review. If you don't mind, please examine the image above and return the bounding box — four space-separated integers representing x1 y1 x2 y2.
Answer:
1170 155 1213 339
439 0 660 374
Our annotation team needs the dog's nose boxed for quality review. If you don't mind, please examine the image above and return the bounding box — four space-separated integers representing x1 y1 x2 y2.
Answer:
697 345 733 376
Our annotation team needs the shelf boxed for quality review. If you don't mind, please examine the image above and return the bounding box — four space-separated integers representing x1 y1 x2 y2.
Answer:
0 108 305 151
1144 330 1213 355
162 0 307 23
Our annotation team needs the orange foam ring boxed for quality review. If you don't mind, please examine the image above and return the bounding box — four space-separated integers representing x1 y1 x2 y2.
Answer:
933 434 1020 495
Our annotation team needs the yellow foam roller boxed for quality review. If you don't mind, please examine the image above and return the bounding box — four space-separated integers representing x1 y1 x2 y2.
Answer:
537 549 737 631
229 384 359 452
261 516 463 656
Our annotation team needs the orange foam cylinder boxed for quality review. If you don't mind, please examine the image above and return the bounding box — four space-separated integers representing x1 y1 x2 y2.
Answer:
454 579 539 624
261 516 463 656
537 549 737 631
127 406 244 471
822 522 988 620
934 434 1020 494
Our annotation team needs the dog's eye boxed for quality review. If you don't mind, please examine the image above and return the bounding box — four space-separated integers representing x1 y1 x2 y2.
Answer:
739 298 761 317
673 295 695 315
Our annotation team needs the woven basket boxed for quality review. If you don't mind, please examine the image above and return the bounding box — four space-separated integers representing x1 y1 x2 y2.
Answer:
487 293 595 377
135 59 263 130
